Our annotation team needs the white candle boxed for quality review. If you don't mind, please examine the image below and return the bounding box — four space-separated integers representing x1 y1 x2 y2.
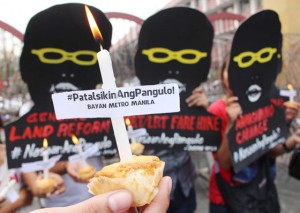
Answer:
77 144 83 155
85 5 132 162
72 135 83 156
289 90 296 102
125 118 137 143
280 84 297 102
42 139 49 180
288 84 297 102
97 50 132 162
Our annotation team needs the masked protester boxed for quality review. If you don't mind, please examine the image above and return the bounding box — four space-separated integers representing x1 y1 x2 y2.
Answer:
135 7 215 213
208 10 300 213
5 3 114 208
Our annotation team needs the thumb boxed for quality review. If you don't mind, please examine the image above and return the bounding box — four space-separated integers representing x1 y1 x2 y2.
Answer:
141 176 172 213
69 190 133 213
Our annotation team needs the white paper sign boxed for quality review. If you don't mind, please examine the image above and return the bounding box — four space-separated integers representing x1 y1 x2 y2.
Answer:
52 83 180 119
280 89 297 101
21 155 62 172
128 128 148 138
68 143 99 162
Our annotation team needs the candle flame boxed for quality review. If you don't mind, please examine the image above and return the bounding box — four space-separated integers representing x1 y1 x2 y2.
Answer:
85 5 103 45
125 118 131 126
43 138 48 149
71 135 79 145
288 84 293 90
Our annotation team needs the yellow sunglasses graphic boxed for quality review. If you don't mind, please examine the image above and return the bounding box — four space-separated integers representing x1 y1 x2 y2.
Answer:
233 47 280 68
31 48 98 66
142 47 207 64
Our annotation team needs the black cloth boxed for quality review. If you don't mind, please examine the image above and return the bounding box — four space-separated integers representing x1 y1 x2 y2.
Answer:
289 147 300 180
215 157 280 213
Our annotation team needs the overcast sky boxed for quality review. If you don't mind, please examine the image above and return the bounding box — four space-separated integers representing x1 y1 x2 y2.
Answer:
0 0 171 33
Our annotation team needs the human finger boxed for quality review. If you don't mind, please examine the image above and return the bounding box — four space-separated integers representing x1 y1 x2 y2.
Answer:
293 134 300 144
66 162 80 181
71 190 133 213
50 173 64 184
192 86 204 94
140 176 172 213
284 101 300 110
186 86 204 103
185 92 199 104
53 183 65 195
31 190 133 213
0 196 5 203
36 172 43 181
49 173 65 195
285 106 299 121
285 107 298 114
225 96 239 105
226 103 242 123
186 94 208 108
227 102 241 113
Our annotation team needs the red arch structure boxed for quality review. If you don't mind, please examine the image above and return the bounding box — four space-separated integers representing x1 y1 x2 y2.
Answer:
0 12 245 46
105 12 144 85
105 12 144 25
0 20 25 113
208 12 246 37
0 12 145 43
206 12 246 80
0 20 23 41
208 12 246 22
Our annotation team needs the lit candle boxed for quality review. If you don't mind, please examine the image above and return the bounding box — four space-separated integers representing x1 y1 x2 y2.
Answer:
287 84 297 102
72 135 83 155
42 138 49 180
71 135 89 168
85 6 132 162
125 118 137 143
280 84 297 102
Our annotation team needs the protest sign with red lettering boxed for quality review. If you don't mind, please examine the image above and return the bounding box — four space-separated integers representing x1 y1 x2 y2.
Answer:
227 10 287 172
134 7 222 151
4 4 115 168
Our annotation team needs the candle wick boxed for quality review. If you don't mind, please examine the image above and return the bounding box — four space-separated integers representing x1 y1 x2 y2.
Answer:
95 38 103 50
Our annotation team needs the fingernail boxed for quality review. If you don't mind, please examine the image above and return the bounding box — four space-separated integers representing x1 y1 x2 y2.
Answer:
108 190 132 213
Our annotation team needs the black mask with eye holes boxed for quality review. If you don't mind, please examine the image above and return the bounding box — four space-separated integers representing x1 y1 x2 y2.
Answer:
20 3 112 105
135 7 214 103
228 10 282 112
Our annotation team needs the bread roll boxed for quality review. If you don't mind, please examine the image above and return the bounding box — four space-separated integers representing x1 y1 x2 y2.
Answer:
79 165 96 181
88 155 164 207
36 178 56 194
130 142 145 155
284 100 296 108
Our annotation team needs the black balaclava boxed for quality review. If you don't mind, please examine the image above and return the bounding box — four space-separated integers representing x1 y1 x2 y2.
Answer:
228 10 282 112
20 3 112 105
135 7 214 107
